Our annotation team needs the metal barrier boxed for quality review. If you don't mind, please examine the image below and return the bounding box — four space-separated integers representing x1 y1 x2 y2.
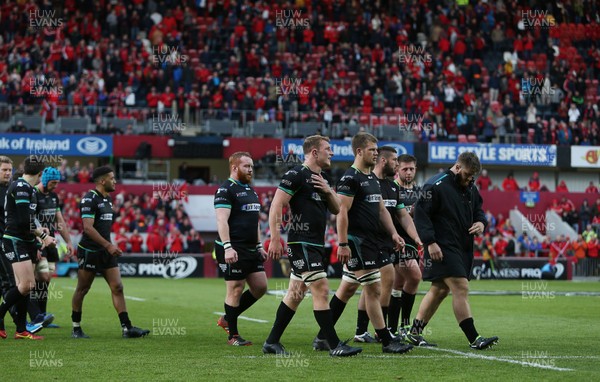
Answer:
573 257 600 277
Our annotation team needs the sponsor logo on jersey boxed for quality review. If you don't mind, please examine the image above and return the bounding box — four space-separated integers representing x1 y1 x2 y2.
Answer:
17 191 29 197
292 259 305 269
5 251 15 261
100 213 113 220
217 188 228 193
383 199 397 207
29 203 37 210
365 194 382 203
236 192 247 197
281 179 292 186
241 203 261 212
360 181 370 187
347 258 358 268
311 192 322 201
98 203 105 208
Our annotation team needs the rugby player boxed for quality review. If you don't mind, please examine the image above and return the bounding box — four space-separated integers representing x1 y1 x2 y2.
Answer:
214 152 267 346
71 166 149 338
262 135 361 357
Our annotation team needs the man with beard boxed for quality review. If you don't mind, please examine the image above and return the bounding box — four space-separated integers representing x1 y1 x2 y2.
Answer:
406 152 499 349
215 152 267 346
351 147 422 343
313 133 413 354
71 166 149 339
262 135 362 357
388 154 424 338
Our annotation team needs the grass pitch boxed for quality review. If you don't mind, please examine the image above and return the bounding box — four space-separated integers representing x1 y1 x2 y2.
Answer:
2 277 599 381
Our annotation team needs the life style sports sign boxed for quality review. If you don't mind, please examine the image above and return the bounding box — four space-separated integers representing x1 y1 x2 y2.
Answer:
0 134 113 157
282 139 414 161
429 143 557 166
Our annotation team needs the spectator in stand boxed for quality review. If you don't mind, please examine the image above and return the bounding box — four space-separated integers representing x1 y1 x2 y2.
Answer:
560 196 576 214
585 181 599 193
493 234 508 257
186 229 204 253
582 224 598 243
497 218 515 238
502 171 519 191
550 199 563 215
476 169 492 191
146 226 166 253
550 235 571 262
115 227 129 253
587 236 599 258
527 237 543 257
556 180 569 192
484 210 497 234
580 200 592 234
167 227 184 253
571 235 588 262
528 172 541 192
129 229 144 253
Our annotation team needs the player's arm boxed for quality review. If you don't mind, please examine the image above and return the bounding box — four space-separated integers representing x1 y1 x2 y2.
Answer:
256 225 267 261
414 183 442 261
395 205 422 246
56 209 74 254
267 189 292 259
81 195 120 256
14 187 55 247
379 200 404 251
214 187 237 263
468 188 487 235
336 194 353 264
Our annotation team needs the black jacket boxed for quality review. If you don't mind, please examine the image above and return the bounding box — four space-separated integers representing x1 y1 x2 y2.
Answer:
415 169 487 258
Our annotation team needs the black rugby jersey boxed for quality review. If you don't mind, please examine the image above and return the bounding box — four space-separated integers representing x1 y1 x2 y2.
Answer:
395 180 420 247
78 189 115 251
35 187 60 235
336 166 382 237
377 177 404 249
278 165 330 246
214 178 260 248
4 178 38 241
0 184 8 237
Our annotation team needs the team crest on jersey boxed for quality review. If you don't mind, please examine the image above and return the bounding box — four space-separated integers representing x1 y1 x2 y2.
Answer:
311 192 322 201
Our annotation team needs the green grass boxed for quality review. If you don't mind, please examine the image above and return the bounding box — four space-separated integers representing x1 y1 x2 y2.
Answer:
2 278 599 381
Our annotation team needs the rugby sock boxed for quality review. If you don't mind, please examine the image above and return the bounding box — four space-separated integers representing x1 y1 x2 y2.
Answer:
119 312 132 329
266 302 295 344
388 292 402 333
410 318 427 336
237 290 259 314
317 295 346 339
0 287 22 319
355 309 370 335
381 306 389 328
27 293 42 321
313 309 340 349
15 294 27 333
224 303 239 337
459 317 479 344
375 328 392 347
400 291 416 327
38 281 49 314
71 311 82 327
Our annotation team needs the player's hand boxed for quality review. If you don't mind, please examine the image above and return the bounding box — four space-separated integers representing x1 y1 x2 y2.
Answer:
66 243 74 256
310 174 332 195
224 247 238 264
392 233 405 253
468 222 485 235
106 244 123 257
415 238 424 256
337 245 351 264
428 243 443 262
41 235 57 249
258 248 268 262
268 238 284 260
37 251 42 261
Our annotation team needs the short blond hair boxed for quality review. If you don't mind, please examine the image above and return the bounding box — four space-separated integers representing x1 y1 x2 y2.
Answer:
303 135 330 154
351 132 378 155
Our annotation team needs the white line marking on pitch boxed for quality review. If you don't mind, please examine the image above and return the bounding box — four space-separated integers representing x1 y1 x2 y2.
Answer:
213 312 268 323
62 286 146 302
428 347 574 372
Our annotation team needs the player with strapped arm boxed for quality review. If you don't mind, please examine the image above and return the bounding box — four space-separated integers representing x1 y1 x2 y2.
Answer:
406 152 499 350
71 166 149 339
388 154 424 338
0 157 56 340
214 152 267 346
262 135 362 357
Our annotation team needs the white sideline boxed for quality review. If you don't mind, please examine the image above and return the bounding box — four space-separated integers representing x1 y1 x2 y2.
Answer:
428 347 574 372
213 311 268 323
62 286 147 302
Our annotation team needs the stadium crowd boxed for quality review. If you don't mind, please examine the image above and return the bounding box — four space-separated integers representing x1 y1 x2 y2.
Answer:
0 0 599 143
